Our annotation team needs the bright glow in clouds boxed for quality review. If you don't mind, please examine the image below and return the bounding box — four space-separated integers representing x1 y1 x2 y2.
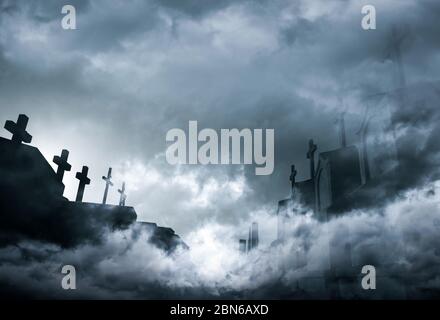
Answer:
114 158 248 209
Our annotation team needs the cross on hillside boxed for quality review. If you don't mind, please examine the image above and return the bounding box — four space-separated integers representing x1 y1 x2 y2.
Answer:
385 26 408 90
53 149 72 182
102 167 113 205
336 112 347 148
289 164 297 198
118 182 127 206
75 166 90 202
4 114 32 145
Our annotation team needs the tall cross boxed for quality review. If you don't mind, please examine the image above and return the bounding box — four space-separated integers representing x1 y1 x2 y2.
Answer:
101 167 113 204
118 182 127 206
306 139 317 179
4 114 32 145
75 166 90 202
289 164 297 197
357 108 375 183
386 26 407 90
337 112 347 148
53 149 72 182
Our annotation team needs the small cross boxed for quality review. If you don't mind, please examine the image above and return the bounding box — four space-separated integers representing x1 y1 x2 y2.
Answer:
75 166 91 202
4 114 32 145
336 112 346 148
289 164 297 187
289 164 297 198
118 182 127 206
306 139 317 159
102 167 113 205
53 149 72 182
306 139 317 179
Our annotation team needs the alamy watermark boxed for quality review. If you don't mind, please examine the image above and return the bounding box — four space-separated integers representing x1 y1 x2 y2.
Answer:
61 5 76 30
166 121 274 175
61 264 76 290
361 265 376 290
60 4 377 31
361 5 376 30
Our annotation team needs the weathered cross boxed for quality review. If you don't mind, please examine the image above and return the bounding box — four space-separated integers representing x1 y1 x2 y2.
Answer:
4 114 32 145
337 112 347 148
306 139 317 179
53 149 72 182
75 166 90 202
118 182 127 206
102 167 113 204
386 26 408 90
289 164 297 197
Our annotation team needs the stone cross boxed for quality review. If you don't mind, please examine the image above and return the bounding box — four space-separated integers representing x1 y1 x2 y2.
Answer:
118 182 127 206
102 167 113 204
75 166 90 202
53 149 72 182
337 112 347 148
306 139 317 179
386 26 408 90
4 114 32 145
289 164 297 197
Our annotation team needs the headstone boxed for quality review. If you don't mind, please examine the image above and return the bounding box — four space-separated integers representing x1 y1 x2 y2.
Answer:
239 239 247 254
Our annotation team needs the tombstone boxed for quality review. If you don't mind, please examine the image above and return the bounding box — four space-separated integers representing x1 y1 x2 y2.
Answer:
101 167 113 205
75 166 90 202
118 182 127 206
306 139 317 179
357 113 372 183
247 222 259 251
239 239 247 254
53 149 72 183
247 228 252 252
251 222 259 249
4 114 32 145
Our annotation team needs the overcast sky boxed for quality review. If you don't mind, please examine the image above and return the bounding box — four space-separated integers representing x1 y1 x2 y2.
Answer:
1 0 439 240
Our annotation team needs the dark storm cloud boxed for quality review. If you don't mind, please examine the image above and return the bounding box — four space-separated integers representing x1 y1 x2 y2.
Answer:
1 0 440 299
0 0 439 233
391 83 440 187
0 0 439 234
1 189 440 299
0 0 91 21
159 0 239 18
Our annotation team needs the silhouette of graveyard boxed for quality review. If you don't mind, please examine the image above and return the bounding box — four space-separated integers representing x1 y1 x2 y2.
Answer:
267 94 408 298
260 29 413 295
0 114 187 252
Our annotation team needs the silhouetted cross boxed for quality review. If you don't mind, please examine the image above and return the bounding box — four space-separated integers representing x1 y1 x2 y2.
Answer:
289 165 297 187
75 166 90 202
118 182 127 206
289 164 297 198
306 139 317 179
102 167 113 204
53 149 72 182
4 114 32 145
337 112 347 148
